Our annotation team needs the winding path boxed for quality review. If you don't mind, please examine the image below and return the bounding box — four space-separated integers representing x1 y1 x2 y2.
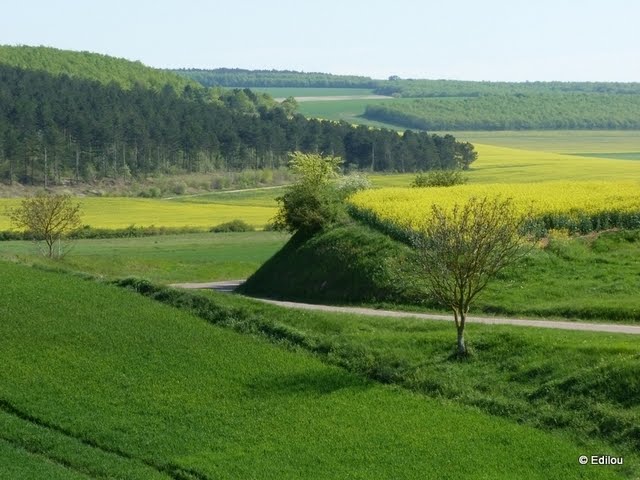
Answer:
170 280 640 335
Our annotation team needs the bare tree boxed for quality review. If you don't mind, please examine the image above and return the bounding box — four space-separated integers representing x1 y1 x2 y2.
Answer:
412 196 533 356
8 192 82 258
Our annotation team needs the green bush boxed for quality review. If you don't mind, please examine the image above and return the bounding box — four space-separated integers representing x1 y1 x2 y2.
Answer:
273 182 343 235
411 169 468 188
273 152 345 236
210 219 255 233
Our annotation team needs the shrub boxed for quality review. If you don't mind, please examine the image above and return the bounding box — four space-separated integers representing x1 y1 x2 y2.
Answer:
210 219 255 233
273 182 343 235
412 169 467 188
336 173 372 198
171 181 187 195
273 152 345 236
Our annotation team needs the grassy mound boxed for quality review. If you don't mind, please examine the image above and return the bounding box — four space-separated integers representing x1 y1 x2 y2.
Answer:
241 224 640 322
239 225 421 303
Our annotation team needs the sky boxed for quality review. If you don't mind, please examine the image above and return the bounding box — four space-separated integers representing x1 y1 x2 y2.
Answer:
1 0 639 82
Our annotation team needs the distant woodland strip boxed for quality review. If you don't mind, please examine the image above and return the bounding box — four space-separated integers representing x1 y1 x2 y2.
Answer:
363 94 640 130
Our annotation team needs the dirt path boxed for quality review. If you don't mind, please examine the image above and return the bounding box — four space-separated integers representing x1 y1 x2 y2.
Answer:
170 280 640 335
162 184 286 201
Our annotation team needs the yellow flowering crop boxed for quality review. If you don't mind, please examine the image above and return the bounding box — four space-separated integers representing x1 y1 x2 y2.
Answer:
349 181 640 232
0 197 276 230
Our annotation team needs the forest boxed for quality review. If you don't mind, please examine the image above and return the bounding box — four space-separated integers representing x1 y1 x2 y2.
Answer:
172 68 378 88
364 94 640 130
0 65 475 186
176 69 640 131
372 79 640 97
0 45 197 92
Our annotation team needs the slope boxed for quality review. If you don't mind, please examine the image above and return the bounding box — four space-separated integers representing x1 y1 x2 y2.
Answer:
0 44 197 91
0 261 623 479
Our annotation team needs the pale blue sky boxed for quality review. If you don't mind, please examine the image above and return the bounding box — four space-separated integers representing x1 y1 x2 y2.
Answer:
1 0 638 81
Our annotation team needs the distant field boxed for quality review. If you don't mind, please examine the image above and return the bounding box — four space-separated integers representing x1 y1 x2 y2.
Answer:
571 152 640 161
169 186 285 207
445 130 640 154
0 197 277 230
0 232 288 283
2 262 622 479
370 143 640 187
297 98 395 124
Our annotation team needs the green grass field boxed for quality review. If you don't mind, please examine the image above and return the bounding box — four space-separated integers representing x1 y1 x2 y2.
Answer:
297 98 396 124
169 186 285 207
202 288 640 459
0 232 288 283
3 261 625 479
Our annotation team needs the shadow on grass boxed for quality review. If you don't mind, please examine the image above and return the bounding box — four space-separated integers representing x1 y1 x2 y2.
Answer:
245 369 371 399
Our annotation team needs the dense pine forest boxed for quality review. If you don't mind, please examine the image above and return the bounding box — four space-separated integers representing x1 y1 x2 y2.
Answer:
0 61 475 186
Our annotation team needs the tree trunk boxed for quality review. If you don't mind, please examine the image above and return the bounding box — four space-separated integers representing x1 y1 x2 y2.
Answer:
457 312 467 356
457 327 466 355
75 147 80 183
44 146 48 188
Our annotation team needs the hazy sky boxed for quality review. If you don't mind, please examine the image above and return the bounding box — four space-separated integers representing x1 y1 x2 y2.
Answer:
1 0 638 81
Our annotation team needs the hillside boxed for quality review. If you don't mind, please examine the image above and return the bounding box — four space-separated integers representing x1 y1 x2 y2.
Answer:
364 94 640 130
0 45 198 92
2 261 619 479
171 67 378 88
180 69 640 131
0 48 474 187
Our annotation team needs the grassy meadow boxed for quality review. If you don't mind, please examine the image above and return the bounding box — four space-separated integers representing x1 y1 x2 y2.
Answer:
0 231 288 283
169 186 285 207
2 262 625 480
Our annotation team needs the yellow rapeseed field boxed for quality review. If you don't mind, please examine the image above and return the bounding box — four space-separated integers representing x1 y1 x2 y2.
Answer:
350 181 640 231
0 197 276 230
370 144 640 187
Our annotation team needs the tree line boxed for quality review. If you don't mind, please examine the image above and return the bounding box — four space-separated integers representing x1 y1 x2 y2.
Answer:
364 94 640 130
172 68 379 89
0 65 475 185
372 79 640 98
172 68 640 98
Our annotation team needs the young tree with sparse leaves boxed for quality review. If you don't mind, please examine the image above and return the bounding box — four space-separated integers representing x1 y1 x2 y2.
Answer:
8 192 82 258
411 196 533 356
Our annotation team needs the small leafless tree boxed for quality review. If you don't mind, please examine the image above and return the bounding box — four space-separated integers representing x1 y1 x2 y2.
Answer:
412 196 533 356
8 192 82 258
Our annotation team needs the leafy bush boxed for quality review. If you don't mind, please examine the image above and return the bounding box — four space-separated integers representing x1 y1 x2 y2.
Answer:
336 172 372 197
210 219 255 233
273 152 345 236
273 182 343 235
412 169 468 188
